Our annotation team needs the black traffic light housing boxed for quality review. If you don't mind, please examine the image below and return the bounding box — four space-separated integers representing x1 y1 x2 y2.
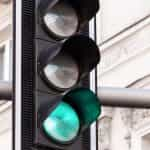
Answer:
34 37 101 149
14 0 101 150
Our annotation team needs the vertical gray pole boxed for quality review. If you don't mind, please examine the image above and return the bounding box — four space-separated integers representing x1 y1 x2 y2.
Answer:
14 0 22 149
90 18 98 150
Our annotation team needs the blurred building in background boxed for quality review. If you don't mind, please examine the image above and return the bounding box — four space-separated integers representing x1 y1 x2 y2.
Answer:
0 0 12 149
97 0 150 150
0 0 150 150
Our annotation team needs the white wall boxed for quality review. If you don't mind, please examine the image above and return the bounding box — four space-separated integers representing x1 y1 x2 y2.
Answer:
110 109 129 150
0 103 12 150
0 131 12 150
96 0 150 43
0 2 12 32
97 1 150 150
98 21 150 87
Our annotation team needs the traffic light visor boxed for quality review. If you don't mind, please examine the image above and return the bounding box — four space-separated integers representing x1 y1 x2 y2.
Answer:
61 35 101 78
63 88 101 128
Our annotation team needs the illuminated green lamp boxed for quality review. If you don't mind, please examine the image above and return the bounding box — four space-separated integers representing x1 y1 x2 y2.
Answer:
42 88 101 144
43 101 80 143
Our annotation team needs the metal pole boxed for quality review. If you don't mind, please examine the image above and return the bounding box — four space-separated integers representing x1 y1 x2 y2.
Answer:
98 87 150 108
1 82 150 108
0 81 12 100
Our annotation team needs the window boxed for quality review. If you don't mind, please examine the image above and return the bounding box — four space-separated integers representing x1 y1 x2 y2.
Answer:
0 41 12 150
142 134 150 150
0 1 12 150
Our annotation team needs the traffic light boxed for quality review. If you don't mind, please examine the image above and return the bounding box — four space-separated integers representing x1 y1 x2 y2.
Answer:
35 36 101 149
14 0 101 150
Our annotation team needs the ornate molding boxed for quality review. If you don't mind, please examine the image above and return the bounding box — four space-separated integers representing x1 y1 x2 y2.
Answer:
98 117 112 150
132 109 150 126
98 24 150 75
120 108 133 128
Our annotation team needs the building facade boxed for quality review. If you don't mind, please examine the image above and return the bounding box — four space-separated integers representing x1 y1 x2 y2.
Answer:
0 1 12 149
0 0 150 150
97 0 150 150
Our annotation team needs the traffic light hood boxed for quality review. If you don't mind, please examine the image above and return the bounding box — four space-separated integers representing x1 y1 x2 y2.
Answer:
63 88 101 130
68 0 99 23
61 35 100 78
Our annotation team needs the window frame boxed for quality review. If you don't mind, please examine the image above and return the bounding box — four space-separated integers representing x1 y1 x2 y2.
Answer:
0 40 12 81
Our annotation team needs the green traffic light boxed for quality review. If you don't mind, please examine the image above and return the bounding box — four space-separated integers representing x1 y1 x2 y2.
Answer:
43 101 80 143
42 88 101 144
